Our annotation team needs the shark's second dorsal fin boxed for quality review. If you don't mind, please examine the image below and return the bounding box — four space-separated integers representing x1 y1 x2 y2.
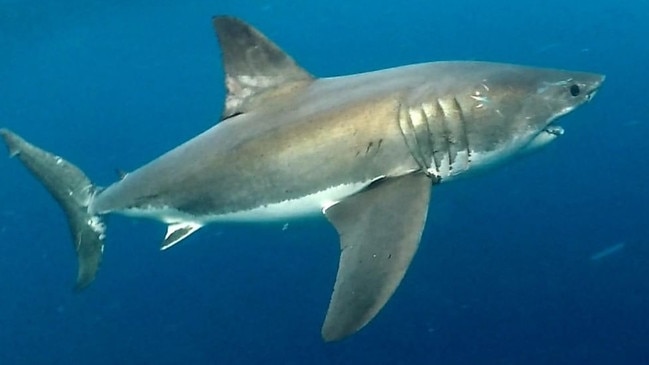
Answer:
212 16 314 119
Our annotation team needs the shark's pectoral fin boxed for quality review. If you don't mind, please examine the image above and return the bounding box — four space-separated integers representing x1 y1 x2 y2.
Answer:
322 173 431 341
161 222 202 250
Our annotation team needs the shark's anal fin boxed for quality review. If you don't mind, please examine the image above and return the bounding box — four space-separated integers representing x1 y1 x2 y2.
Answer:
0 129 105 290
212 16 314 119
322 173 432 341
161 222 202 250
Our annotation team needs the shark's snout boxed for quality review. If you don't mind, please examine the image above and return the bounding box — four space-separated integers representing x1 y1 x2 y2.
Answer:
583 74 605 102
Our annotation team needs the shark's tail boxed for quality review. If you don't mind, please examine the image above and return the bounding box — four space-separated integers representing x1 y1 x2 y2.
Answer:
1 129 105 290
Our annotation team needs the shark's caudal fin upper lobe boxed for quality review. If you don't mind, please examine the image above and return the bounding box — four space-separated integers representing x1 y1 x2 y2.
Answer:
0 129 104 290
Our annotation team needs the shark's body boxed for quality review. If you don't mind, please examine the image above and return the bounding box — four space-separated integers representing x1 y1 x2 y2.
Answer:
93 62 525 221
1 16 604 341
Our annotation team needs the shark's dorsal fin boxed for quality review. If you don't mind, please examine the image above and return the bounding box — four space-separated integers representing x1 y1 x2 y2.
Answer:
212 16 314 119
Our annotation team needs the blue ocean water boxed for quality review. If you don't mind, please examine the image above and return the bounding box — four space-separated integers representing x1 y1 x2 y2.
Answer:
1 0 647 363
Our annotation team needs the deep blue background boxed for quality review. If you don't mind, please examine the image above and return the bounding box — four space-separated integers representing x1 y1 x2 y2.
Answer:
1 0 647 364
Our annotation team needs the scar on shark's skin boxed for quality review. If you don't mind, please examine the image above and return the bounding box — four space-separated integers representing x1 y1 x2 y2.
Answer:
0 16 604 342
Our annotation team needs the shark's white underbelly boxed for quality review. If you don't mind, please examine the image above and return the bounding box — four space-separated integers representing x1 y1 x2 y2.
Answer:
119 180 374 224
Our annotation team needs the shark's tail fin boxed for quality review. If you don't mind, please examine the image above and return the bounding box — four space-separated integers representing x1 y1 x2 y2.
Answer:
0 129 105 290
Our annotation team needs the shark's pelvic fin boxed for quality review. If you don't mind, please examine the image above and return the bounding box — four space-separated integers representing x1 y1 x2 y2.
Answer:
322 173 431 341
212 16 314 119
0 129 105 290
161 222 202 250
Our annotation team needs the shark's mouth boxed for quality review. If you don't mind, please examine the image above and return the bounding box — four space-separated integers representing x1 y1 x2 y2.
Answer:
523 124 565 153
543 125 565 136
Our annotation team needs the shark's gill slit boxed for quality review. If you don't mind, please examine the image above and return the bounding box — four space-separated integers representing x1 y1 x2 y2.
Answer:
398 103 428 172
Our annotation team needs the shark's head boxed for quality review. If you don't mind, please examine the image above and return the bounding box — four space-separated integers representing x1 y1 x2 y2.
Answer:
443 63 605 172
511 67 604 153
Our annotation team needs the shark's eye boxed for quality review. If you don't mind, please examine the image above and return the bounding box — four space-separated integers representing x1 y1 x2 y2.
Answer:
569 84 581 97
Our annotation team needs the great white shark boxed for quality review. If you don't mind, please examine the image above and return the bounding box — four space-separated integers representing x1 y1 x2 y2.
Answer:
1 16 604 341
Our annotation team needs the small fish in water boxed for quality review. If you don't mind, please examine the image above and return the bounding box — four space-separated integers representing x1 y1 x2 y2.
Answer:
590 242 626 261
